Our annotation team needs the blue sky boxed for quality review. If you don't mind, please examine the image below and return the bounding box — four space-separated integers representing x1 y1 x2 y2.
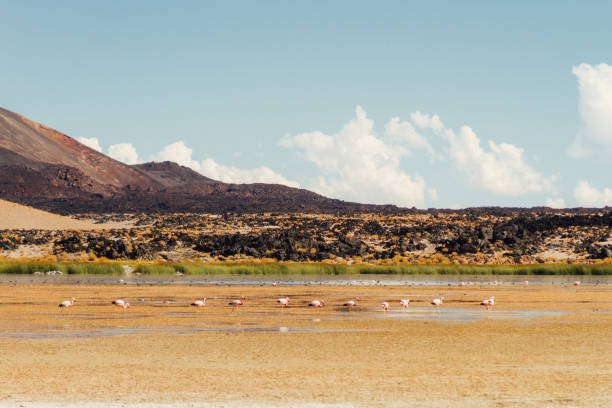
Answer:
2 1 611 208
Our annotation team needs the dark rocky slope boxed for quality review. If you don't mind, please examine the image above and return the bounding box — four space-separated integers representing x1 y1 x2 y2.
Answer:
0 108 398 214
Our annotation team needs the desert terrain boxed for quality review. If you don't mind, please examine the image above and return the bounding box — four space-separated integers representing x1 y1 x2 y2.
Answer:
0 199 127 231
1 209 610 265
0 281 610 407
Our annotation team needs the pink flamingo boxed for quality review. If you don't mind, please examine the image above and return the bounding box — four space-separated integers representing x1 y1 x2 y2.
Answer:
381 301 389 312
431 296 444 312
277 297 290 308
112 299 130 310
343 299 359 311
191 298 207 307
481 296 495 310
228 296 245 312
399 299 410 308
573 281 581 286
308 299 325 308
58 297 76 308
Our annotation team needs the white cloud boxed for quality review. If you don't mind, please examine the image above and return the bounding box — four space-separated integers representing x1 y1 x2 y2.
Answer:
108 143 139 165
155 141 200 169
571 63 612 156
445 125 554 195
200 159 299 187
384 117 433 153
77 137 102 152
573 181 612 207
427 188 439 202
282 106 427 207
410 111 444 132
545 197 566 208
155 141 298 187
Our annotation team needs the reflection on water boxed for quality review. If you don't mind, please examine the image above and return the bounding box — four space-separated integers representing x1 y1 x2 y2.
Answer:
0 325 371 339
0 304 573 339
369 307 566 322
1 274 610 286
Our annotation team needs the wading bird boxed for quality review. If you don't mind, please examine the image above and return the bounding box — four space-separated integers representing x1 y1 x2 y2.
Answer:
191 298 207 307
431 296 444 311
399 299 410 308
381 301 389 312
574 281 581 286
277 297 290 308
481 296 495 310
112 299 130 310
343 299 359 311
58 297 76 308
228 296 245 312
308 299 325 308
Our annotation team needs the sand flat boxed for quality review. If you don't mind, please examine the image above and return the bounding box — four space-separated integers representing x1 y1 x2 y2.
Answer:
0 284 610 407
0 199 131 230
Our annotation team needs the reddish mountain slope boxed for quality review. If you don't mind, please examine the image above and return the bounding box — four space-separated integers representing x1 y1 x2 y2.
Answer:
0 107 396 214
0 107 156 188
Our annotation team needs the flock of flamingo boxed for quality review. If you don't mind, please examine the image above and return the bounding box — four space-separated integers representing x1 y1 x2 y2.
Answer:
57 294 499 312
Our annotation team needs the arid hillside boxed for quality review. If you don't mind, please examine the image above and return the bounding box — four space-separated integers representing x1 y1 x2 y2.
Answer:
0 107 394 214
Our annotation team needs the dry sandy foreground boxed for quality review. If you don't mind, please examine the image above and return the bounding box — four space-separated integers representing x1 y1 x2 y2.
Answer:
0 283 611 408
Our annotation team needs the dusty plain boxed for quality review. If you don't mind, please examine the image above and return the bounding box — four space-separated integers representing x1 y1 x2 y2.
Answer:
0 282 611 407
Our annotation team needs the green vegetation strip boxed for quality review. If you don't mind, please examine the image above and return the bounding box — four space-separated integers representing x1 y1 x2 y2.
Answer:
0 262 123 275
1 262 610 275
133 263 612 275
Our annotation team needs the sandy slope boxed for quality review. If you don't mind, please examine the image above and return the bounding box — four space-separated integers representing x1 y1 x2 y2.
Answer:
0 199 99 230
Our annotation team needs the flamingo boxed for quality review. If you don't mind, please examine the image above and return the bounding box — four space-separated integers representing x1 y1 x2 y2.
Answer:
399 299 410 308
573 281 581 286
431 296 444 312
343 299 359 311
112 299 130 310
277 297 290 308
381 301 389 312
58 297 76 308
308 300 325 308
191 298 207 307
228 296 245 312
481 296 495 310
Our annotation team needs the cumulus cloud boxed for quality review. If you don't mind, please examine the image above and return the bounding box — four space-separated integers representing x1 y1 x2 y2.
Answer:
155 141 298 187
444 125 554 195
281 106 427 207
573 181 612 207
108 143 139 165
384 117 433 153
281 106 554 206
155 141 200 169
200 159 299 186
545 197 566 209
410 111 444 132
570 63 612 157
77 137 102 152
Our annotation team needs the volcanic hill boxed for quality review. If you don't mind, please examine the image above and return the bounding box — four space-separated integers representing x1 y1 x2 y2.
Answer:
0 107 395 214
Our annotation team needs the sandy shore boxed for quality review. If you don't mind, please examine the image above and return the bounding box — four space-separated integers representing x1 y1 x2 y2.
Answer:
1 283 611 407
